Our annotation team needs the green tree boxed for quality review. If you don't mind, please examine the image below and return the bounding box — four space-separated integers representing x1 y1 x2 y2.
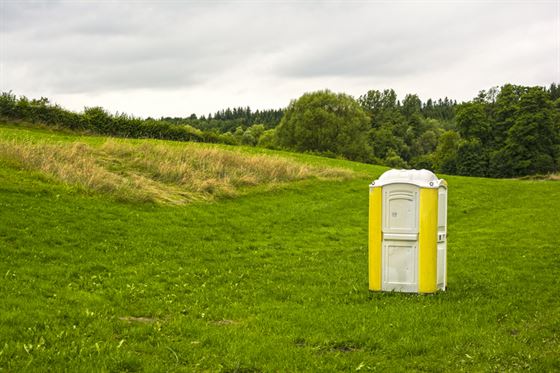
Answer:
275 90 371 161
257 129 277 148
245 124 265 145
504 87 558 175
358 89 399 129
433 130 460 174
401 94 422 118
455 102 491 144
233 126 244 142
415 130 438 155
241 131 257 146
384 149 409 168
369 126 402 160
492 84 525 147
411 154 434 170
218 132 238 145
456 139 489 176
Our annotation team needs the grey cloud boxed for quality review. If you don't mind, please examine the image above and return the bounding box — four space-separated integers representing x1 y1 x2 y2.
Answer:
277 2 556 79
280 39 432 78
27 58 203 93
3 4 231 92
4 2 304 93
1 1 557 100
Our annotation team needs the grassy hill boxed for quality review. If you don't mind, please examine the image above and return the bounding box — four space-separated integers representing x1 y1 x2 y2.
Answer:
0 122 559 371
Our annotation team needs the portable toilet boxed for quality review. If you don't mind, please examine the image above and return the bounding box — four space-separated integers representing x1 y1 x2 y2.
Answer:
368 169 447 293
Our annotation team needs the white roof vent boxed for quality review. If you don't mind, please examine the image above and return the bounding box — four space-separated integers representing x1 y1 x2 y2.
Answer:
371 169 446 188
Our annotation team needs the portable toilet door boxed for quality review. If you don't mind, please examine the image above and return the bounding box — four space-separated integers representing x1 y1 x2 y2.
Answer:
381 181 420 293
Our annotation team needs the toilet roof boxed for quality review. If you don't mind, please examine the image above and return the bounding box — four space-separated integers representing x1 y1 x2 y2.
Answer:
371 169 446 188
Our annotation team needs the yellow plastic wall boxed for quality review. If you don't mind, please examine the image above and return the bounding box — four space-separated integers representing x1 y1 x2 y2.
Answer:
368 187 382 291
418 188 438 293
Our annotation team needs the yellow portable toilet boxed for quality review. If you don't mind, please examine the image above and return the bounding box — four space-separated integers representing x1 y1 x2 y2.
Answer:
369 169 447 293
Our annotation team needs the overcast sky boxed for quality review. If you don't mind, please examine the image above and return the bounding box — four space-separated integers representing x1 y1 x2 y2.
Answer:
1 0 558 117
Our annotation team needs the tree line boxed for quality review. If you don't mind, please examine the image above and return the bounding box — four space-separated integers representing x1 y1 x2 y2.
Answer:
160 107 284 133
275 84 559 177
0 92 239 145
1 83 558 178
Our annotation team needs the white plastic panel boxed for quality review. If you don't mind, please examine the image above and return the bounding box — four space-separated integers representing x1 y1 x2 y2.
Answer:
438 187 447 234
382 241 418 292
437 242 446 290
437 186 447 290
382 184 419 235
383 233 418 241
374 169 441 188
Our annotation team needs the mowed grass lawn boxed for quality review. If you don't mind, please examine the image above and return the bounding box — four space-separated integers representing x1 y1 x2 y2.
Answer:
0 124 559 371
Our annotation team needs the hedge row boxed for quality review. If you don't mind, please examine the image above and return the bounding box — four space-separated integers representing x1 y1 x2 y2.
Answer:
0 92 237 145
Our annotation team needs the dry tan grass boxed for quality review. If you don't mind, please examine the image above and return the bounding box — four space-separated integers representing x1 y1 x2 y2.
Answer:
0 138 352 204
518 173 560 181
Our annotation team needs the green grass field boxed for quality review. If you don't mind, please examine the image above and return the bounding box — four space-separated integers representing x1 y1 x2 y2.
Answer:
0 123 559 371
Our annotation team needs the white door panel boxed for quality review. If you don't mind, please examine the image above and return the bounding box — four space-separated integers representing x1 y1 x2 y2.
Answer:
382 241 418 293
382 184 419 235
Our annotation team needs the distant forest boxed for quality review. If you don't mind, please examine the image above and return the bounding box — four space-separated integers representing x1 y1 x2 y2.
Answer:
1 83 559 178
